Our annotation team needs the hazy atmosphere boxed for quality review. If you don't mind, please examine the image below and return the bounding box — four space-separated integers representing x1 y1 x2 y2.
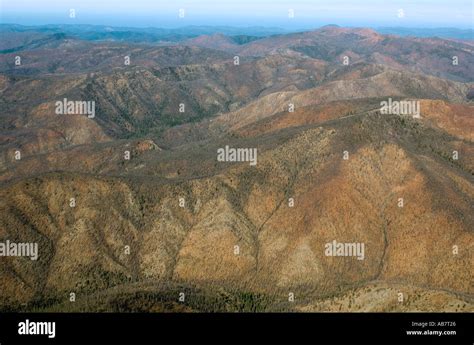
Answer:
1 0 473 28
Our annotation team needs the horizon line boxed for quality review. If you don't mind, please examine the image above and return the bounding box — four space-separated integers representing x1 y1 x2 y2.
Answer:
1 22 473 31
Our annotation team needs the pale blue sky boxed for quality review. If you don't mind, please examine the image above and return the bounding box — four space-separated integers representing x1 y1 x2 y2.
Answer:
1 0 472 29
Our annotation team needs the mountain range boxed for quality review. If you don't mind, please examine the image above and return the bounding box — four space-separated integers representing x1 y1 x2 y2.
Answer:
0 24 472 312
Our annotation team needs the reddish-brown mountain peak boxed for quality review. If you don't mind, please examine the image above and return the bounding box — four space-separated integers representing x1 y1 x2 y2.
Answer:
353 28 380 37
318 24 343 31
313 26 381 42
313 24 347 36
194 33 229 43
185 33 237 51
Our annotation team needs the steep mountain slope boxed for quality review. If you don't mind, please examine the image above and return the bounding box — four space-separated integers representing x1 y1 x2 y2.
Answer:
234 26 474 82
1 106 473 311
213 68 472 132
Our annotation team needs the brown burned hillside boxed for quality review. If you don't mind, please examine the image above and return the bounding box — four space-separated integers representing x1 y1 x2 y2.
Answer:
0 25 473 312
